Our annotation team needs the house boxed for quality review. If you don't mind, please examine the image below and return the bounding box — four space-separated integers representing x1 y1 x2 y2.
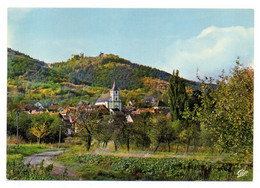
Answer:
143 96 156 104
25 101 44 110
131 108 155 115
126 114 134 123
77 100 90 106
34 102 44 109
21 101 46 114
48 103 63 112
153 100 170 110
124 106 135 113
127 100 134 106
95 80 122 111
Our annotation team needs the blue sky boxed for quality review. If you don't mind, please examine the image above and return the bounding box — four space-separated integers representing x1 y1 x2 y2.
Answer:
8 8 254 81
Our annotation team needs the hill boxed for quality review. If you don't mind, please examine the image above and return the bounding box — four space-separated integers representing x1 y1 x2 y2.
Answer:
8 48 67 83
8 48 201 90
51 53 171 90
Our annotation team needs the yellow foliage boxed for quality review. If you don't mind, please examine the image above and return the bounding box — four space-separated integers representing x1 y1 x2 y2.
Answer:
141 77 169 92
31 122 50 141
40 88 55 96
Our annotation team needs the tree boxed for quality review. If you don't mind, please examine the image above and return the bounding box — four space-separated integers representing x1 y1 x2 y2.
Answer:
108 113 131 152
132 112 152 149
72 104 100 151
150 115 174 152
182 104 201 153
197 61 253 162
93 115 114 148
31 122 50 144
168 70 188 121
171 120 184 153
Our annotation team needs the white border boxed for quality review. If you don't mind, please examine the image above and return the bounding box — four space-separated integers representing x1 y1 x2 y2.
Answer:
1 1 259 188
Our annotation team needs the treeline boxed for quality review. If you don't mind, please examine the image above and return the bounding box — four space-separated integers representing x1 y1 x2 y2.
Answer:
169 60 253 162
7 112 65 143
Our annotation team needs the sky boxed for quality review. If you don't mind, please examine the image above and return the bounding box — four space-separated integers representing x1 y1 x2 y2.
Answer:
8 8 254 81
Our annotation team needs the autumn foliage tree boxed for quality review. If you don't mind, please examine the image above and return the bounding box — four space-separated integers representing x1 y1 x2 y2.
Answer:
31 122 50 144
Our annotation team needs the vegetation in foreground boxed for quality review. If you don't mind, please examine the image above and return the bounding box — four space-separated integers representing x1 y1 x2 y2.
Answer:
56 146 252 181
6 144 54 180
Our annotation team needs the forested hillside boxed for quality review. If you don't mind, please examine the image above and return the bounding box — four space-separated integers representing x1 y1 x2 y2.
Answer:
8 48 67 83
51 53 172 89
8 48 200 90
7 48 200 106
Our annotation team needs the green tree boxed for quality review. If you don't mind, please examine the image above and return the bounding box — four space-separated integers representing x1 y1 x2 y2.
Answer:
93 115 114 148
132 112 152 149
168 70 188 121
182 104 201 153
171 120 184 153
150 115 174 152
108 113 131 152
198 61 253 162
72 104 100 151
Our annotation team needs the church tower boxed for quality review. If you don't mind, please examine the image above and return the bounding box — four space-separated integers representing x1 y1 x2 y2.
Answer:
109 80 122 110
110 80 119 101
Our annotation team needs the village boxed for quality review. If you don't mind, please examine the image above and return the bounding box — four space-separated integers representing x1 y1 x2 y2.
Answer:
16 80 170 136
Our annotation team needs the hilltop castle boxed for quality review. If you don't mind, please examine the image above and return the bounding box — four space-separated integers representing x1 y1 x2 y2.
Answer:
95 80 122 111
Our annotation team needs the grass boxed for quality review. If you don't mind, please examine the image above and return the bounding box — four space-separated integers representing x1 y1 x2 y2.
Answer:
7 144 49 157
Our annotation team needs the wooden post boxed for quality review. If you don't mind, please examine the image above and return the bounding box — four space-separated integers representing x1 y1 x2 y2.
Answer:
16 112 19 147
58 124 62 148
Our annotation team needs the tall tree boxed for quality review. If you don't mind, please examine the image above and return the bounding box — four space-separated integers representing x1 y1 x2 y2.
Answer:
168 70 188 121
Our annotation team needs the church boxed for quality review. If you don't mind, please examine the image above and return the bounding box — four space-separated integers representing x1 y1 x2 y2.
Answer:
95 80 122 111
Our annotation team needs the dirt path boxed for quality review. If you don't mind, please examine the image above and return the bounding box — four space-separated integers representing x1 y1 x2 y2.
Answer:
24 150 78 179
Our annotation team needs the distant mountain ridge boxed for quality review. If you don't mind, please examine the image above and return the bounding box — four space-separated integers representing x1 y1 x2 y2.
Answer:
7 48 200 90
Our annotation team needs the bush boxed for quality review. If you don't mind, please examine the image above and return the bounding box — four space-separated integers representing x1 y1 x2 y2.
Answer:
7 157 53 180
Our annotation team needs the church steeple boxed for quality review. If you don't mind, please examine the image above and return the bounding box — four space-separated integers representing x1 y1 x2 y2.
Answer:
109 80 122 111
111 80 118 91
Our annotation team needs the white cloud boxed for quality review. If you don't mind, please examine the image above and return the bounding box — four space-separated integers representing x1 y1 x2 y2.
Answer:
164 26 254 81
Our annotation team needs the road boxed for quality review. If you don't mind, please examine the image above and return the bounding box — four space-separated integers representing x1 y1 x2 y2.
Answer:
24 150 78 179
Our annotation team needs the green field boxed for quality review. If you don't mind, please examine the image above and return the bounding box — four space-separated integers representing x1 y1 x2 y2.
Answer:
55 146 253 181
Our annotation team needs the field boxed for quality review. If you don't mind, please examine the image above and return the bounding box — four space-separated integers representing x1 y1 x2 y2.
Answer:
54 145 253 181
